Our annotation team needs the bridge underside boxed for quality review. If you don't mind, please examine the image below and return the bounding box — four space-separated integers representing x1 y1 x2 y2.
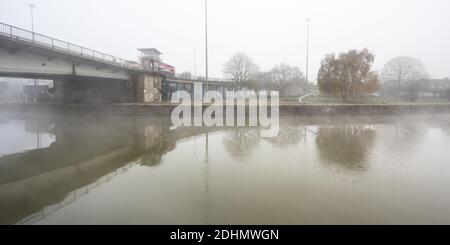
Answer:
53 77 135 103
52 73 162 103
162 79 241 101
2 74 162 104
0 42 164 103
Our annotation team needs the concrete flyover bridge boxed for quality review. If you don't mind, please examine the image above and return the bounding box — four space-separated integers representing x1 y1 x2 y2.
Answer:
0 21 163 103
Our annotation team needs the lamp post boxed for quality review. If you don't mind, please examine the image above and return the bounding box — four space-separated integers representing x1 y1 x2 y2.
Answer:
193 49 197 79
205 0 209 92
27 3 36 33
305 18 311 83
27 3 38 103
204 2 210 204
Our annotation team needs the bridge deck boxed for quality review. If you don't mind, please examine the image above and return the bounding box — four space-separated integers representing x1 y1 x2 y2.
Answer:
0 22 142 72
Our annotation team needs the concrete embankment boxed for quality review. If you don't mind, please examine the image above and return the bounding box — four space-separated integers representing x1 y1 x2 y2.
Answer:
1 103 450 116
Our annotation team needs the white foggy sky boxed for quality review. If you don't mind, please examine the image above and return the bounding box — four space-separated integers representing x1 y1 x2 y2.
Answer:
1 0 450 81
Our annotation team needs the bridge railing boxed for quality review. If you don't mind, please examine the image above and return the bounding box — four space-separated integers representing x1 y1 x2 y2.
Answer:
167 72 234 83
0 21 138 70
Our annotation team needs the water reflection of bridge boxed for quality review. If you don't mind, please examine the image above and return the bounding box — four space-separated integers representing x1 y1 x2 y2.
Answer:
0 114 218 224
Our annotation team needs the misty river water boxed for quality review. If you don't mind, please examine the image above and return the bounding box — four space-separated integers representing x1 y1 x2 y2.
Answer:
1 112 450 225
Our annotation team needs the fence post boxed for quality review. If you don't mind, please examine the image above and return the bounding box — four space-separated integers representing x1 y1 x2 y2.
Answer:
51 39 54 49
10 26 13 38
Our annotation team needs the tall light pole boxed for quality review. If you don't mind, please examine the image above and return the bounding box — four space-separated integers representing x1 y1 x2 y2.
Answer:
204 0 209 92
305 18 311 83
27 3 38 103
27 3 36 33
204 2 210 208
193 49 197 79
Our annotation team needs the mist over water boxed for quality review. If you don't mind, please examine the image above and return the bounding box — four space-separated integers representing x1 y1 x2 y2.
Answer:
1 112 450 225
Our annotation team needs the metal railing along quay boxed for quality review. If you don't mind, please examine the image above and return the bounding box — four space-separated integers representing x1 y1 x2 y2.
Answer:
0 21 140 71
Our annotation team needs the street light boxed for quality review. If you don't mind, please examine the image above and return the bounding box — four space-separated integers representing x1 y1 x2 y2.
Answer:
193 49 197 79
204 0 209 92
305 18 311 83
27 3 38 103
26 3 36 33
204 1 210 190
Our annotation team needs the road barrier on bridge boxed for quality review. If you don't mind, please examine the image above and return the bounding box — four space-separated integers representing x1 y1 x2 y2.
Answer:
0 21 139 70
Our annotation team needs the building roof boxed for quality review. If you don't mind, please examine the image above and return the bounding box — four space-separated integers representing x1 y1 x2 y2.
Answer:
137 48 162 55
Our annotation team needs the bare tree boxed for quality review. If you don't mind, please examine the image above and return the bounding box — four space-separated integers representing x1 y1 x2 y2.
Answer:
270 63 306 91
223 53 259 83
246 71 272 91
381 57 429 97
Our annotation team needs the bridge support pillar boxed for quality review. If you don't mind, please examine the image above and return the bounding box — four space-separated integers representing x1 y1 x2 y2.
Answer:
134 73 162 103
53 79 70 102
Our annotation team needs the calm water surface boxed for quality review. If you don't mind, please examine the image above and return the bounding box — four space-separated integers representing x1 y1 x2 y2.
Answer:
1 113 450 225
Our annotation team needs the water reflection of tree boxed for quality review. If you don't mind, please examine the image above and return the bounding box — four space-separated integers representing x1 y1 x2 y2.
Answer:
223 128 260 160
382 123 424 154
428 118 450 137
265 125 304 148
139 143 173 167
439 122 450 136
315 126 376 172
